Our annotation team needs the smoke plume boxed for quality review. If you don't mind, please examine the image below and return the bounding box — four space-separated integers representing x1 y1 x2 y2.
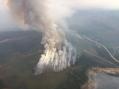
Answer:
7 0 77 74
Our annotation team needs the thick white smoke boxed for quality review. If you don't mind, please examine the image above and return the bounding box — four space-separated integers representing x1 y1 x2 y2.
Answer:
5 0 119 74
7 0 77 74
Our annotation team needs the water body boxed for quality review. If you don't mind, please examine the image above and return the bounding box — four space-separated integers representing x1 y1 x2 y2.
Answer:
95 73 119 89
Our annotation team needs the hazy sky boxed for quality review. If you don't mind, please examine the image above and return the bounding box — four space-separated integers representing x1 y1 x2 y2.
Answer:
0 0 17 31
75 0 119 9
0 0 119 31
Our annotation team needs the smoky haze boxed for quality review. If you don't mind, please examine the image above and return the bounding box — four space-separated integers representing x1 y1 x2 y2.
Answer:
7 0 78 74
0 0 17 31
3 0 119 74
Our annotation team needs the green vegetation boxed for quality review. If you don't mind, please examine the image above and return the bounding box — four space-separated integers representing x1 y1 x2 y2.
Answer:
0 28 119 89
0 31 87 89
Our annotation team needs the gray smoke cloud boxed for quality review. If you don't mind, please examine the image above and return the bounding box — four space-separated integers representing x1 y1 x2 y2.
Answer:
5 0 119 75
7 0 78 74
